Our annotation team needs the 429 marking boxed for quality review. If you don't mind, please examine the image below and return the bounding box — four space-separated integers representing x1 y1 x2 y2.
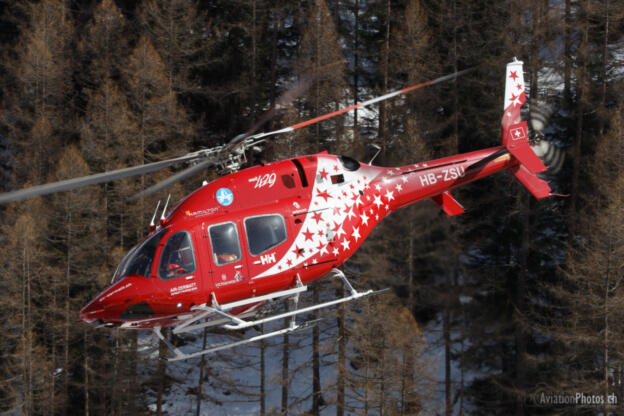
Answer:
249 172 276 189
419 166 465 186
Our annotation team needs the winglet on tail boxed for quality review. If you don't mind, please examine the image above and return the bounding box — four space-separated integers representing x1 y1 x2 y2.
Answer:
502 59 552 198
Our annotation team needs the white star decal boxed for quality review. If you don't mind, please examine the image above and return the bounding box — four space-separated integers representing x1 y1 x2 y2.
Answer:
360 211 369 225
352 226 361 242
320 245 328 255
395 184 403 192
384 190 394 201
341 239 350 251
346 208 356 220
375 184 381 191
333 247 339 256
401 176 408 183
373 194 383 208
354 196 363 206
335 224 346 238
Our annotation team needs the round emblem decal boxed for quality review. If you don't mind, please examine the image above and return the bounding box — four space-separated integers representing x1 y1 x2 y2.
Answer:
216 187 234 206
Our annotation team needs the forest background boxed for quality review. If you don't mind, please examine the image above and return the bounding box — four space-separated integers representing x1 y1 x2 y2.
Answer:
0 0 622 415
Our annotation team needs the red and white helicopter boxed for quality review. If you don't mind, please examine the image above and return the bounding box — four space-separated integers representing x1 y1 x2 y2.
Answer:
0 59 561 361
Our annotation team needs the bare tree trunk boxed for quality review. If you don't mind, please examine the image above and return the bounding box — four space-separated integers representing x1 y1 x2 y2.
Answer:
251 0 257 121
260 324 266 416
515 194 530 416
128 332 138 415
84 330 90 416
64 216 71 416
564 0 571 103
157 329 168 416
570 0 588 235
379 335 386 416
378 0 391 143
443 306 451 416
337 291 345 416
112 332 120 414
352 0 359 142
281 310 289 414
604 290 609 416
269 8 281 131
599 0 610 135
312 286 321 415
196 327 208 416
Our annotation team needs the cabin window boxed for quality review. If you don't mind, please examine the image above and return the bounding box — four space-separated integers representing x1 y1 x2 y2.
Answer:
209 222 242 266
158 231 197 280
244 214 287 256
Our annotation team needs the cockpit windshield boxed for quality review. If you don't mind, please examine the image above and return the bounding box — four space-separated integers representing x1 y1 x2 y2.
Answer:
111 229 168 283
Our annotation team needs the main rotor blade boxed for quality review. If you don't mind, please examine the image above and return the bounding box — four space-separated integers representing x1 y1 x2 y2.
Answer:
0 153 200 204
247 67 475 142
226 61 344 151
131 158 215 200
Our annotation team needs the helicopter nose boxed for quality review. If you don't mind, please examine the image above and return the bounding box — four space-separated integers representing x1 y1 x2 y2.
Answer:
80 296 111 325
80 283 127 325
80 302 101 324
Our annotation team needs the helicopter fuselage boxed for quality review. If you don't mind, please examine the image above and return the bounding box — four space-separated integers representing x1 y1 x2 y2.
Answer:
79 147 514 329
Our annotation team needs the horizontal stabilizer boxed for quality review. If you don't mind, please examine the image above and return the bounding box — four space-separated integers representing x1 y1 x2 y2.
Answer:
508 164 551 199
505 121 547 174
432 191 465 216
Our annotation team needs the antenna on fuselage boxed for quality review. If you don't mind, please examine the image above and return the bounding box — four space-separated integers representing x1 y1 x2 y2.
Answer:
160 194 171 225
368 144 382 165
150 200 161 231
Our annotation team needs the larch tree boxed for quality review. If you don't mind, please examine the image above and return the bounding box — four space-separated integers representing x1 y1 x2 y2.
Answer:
287 2 349 413
120 34 194 414
77 0 129 93
120 35 193 231
2 0 73 185
294 0 348 155
47 146 105 416
137 0 212 98
546 107 624 415
0 203 53 415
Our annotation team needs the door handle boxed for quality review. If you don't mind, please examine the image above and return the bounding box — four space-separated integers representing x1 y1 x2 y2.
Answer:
185 275 195 280
234 265 243 269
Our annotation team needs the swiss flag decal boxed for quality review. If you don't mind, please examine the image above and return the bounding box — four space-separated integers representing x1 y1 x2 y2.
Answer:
510 125 526 141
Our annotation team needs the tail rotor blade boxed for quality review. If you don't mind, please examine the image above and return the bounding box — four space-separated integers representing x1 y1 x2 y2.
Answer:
528 100 564 174
529 100 554 134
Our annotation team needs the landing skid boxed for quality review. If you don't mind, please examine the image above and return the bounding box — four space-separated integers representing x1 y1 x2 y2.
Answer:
155 269 388 362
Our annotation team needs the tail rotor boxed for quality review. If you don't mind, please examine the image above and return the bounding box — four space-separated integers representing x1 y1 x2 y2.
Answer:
528 100 564 174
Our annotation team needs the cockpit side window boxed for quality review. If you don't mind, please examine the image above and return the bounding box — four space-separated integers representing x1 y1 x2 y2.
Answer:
118 228 168 280
244 214 287 256
209 222 242 266
158 231 197 280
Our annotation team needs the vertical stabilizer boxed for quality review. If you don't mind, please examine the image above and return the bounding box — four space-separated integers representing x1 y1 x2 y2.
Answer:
501 59 551 198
